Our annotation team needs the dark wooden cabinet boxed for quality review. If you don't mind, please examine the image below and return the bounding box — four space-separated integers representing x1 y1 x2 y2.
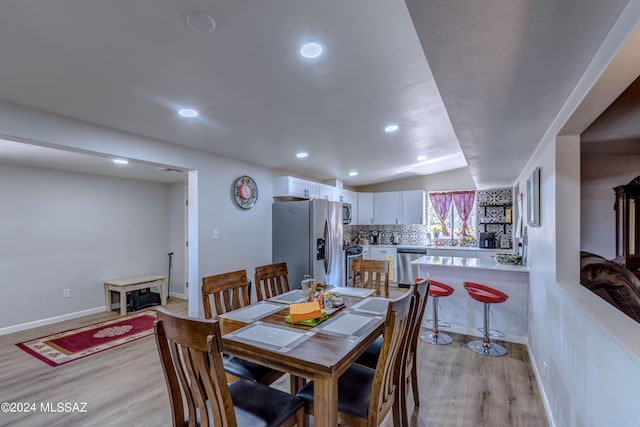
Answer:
614 176 640 278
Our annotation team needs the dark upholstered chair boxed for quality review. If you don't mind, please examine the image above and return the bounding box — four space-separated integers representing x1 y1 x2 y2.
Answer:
295 290 414 427
202 270 284 386
154 307 304 427
354 277 430 426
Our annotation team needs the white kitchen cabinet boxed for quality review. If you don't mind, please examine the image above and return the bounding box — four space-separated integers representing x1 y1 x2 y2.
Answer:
357 192 374 225
366 246 397 282
342 189 357 205
319 184 332 200
373 192 400 224
331 186 343 202
273 176 319 199
400 190 425 224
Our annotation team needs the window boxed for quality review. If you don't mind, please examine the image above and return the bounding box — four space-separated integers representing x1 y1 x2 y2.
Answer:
427 191 477 243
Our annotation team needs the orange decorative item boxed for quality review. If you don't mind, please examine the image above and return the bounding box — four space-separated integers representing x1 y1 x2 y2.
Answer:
289 302 323 323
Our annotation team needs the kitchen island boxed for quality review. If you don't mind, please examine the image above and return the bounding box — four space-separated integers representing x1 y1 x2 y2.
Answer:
412 255 529 343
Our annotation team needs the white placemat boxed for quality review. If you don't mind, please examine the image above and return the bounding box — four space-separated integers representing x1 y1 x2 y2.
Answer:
314 312 383 340
329 287 376 298
350 297 390 315
217 302 284 323
268 289 308 304
224 322 314 353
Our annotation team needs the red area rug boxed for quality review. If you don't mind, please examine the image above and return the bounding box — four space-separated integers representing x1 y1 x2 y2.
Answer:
16 310 156 367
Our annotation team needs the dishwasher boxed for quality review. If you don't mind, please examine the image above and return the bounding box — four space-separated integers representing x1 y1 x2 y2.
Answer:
397 247 427 287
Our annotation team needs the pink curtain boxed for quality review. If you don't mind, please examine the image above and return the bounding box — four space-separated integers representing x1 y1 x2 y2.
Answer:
452 190 476 236
429 192 452 236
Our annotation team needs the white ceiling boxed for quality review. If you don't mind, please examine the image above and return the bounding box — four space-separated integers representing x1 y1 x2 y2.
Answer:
0 1 637 187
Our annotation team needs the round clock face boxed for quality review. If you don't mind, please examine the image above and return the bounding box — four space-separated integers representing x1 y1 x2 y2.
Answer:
233 176 258 209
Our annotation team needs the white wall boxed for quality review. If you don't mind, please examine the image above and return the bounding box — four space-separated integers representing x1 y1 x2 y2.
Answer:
0 164 170 328
355 167 475 192
521 136 640 427
0 101 277 326
168 182 187 298
581 153 640 259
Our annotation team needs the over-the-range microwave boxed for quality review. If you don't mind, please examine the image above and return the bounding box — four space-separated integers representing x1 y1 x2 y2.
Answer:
342 203 352 224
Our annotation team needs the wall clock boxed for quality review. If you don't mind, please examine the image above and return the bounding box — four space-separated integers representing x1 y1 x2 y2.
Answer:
233 175 258 209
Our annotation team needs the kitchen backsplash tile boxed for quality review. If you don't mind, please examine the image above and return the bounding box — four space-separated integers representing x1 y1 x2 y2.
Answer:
345 188 513 248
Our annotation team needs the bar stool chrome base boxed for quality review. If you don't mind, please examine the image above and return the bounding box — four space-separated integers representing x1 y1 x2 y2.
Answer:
467 340 507 356
477 327 505 338
427 318 452 328
420 331 453 345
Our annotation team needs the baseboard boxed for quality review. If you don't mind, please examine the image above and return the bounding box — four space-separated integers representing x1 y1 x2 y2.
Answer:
527 344 556 427
0 306 105 336
420 322 528 345
169 291 186 299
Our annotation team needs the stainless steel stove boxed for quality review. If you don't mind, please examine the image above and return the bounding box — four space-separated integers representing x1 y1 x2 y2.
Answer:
344 244 363 285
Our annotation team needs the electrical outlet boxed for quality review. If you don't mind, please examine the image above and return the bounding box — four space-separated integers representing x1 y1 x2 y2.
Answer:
63 288 71 298
542 361 548 378
213 229 219 240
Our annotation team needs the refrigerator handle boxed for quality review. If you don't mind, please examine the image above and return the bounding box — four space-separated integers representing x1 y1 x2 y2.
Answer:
324 220 330 275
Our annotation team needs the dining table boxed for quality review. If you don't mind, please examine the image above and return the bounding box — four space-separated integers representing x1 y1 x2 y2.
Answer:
217 285 408 427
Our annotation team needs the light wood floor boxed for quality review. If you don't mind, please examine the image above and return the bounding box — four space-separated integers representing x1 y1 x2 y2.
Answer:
0 299 548 426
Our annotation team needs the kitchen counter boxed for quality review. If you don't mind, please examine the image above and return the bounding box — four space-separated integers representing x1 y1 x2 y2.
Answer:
411 255 528 272
411 255 529 343
363 244 513 253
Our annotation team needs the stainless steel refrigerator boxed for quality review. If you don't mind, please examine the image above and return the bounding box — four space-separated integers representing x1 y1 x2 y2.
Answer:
272 199 344 288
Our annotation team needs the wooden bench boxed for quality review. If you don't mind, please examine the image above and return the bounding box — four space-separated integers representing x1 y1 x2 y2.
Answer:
104 275 166 316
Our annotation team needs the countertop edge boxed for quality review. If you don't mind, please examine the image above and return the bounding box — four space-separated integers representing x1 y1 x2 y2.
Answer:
411 255 529 273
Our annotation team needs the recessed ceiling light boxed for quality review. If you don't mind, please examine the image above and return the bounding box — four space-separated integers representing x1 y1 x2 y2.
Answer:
300 42 323 58
349 171 358 177
178 108 199 118
113 159 129 165
417 155 427 161
296 152 309 158
384 124 399 133
186 12 216 34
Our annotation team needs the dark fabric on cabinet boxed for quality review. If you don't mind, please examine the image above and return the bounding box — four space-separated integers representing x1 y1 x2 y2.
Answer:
580 251 640 324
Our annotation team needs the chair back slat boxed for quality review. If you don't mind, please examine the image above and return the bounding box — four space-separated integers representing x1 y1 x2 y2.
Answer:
255 262 290 301
369 290 414 424
410 277 430 353
202 270 251 318
351 259 390 292
155 307 238 427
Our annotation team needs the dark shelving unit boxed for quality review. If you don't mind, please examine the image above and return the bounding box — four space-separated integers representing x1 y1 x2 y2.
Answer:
478 204 512 234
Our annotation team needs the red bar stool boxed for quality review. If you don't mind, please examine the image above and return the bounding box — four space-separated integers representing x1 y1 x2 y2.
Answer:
420 279 454 345
463 281 509 356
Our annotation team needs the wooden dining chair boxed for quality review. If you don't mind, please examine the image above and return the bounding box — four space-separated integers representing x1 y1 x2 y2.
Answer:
202 270 251 318
351 258 390 293
254 262 290 301
202 270 284 386
295 290 414 427
154 307 304 427
396 277 430 426
354 277 430 427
